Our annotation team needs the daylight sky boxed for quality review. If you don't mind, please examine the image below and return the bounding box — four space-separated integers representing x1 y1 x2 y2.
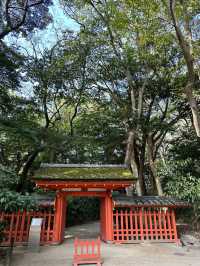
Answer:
5 0 79 55
6 0 80 97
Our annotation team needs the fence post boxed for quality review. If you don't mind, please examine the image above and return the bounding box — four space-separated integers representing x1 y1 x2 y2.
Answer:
104 193 113 242
53 191 66 244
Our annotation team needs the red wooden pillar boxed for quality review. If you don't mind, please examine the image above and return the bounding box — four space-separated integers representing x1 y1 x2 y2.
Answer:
100 198 106 241
100 192 113 242
53 191 66 244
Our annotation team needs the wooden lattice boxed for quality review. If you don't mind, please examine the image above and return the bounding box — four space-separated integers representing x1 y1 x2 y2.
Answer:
113 208 179 244
73 237 102 266
0 210 55 245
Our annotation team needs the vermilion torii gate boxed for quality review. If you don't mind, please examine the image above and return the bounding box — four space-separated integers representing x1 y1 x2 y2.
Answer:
34 164 134 244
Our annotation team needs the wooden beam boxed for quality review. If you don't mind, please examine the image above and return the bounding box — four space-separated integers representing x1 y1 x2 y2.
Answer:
40 163 128 168
63 191 108 197
35 180 133 190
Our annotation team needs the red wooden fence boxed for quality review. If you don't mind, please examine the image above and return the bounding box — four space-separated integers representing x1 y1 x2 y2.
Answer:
73 237 102 266
0 210 55 246
113 208 179 244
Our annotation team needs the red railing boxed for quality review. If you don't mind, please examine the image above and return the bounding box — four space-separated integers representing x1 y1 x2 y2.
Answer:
73 237 102 266
0 210 55 245
113 208 179 244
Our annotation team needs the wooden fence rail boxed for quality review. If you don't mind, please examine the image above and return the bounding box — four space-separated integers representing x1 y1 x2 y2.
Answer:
73 237 102 266
113 208 179 244
0 211 55 246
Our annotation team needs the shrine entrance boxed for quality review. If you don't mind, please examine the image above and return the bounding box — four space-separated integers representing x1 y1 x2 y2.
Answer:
52 190 114 243
34 164 134 244
33 163 189 246
65 196 100 239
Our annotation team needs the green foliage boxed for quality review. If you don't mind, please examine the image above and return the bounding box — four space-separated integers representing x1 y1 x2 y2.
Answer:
50 103 127 164
0 165 37 212
0 164 19 190
159 157 200 227
0 191 37 213
160 130 200 203
66 197 100 226
160 159 200 203
35 167 133 180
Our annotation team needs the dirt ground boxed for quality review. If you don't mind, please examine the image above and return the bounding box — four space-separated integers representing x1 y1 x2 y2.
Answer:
9 221 200 266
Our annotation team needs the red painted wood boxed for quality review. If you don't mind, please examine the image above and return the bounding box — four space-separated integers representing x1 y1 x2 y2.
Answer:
120 210 124 241
153 210 158 240
100 198 105 241
130 209 133 240
64 191 108 197
9 212 15 243
149 211 153 240
166 210 172 240
125 210 128 241
26 212 31 241
158 211 162 240
35 180 133 191
113 208 179 244
139 209 144 241
163 211 167 240
20 211 26 242
53 192 66 244
1 210 55 246
14 211 20 242
73 237 102 266
171 210 178 242
102 194 113 242
144 211 148 240
135 210 138 241
116 209 119 242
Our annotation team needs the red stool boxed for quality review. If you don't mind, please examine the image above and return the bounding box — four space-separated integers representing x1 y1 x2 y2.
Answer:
73 236 102 266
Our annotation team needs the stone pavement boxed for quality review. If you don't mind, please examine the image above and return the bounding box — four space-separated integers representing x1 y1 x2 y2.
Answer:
10 221 200 266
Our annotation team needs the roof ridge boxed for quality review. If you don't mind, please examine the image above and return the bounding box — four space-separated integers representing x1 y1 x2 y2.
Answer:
40 163 128 168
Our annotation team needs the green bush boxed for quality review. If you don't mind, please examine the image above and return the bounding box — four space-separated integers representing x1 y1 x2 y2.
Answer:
159 159 200 227
0 190 37 213
160 159 200 202
0 165 37 212
0 164 19 191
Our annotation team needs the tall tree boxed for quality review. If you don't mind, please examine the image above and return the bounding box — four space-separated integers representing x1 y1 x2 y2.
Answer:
167 0 200 137
62 0 189 195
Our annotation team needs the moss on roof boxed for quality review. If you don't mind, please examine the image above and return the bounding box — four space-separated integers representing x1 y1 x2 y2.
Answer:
34 165 135 181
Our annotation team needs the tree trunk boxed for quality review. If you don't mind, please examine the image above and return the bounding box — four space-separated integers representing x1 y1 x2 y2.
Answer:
169 0 200 137
147 134 163 196
125 130 145 196
17 146 44 192
185 83 200 137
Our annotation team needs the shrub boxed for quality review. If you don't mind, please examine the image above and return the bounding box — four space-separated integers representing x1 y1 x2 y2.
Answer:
0 190 37 213
159 159 200 228
0 164 19 191
160 159 200 202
